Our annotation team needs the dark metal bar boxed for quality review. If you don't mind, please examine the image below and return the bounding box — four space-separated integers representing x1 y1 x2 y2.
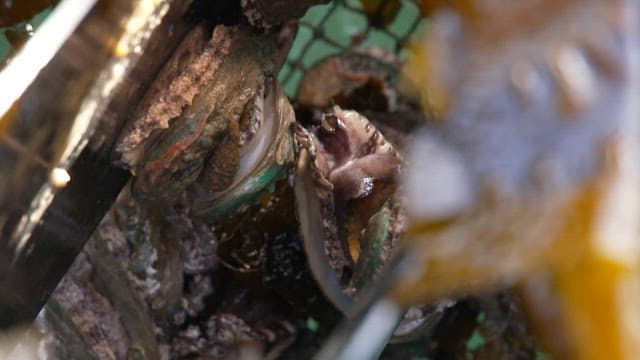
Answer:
0 0 197 329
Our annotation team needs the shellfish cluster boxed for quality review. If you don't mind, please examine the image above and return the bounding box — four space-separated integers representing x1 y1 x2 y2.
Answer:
27 0 640 359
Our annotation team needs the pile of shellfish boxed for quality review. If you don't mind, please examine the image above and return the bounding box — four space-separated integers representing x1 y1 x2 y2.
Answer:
31 0 640 359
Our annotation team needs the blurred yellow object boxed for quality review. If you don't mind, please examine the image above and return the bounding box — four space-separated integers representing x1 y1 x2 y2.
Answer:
398 0 640 358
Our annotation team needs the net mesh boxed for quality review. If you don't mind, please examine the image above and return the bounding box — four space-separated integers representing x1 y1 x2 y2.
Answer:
279 0 425 98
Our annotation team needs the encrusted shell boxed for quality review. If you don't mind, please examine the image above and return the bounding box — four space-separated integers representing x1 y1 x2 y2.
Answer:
191 82 295 220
